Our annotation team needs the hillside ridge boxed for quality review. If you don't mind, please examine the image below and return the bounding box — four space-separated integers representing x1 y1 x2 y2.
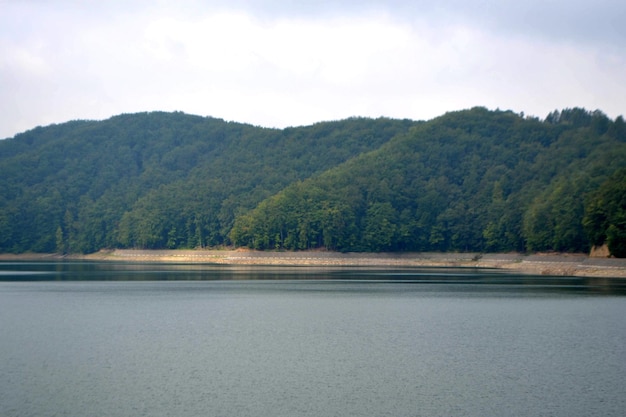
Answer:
1 107 625 256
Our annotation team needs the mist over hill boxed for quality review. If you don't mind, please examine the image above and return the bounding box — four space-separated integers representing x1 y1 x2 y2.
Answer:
1 108 625 256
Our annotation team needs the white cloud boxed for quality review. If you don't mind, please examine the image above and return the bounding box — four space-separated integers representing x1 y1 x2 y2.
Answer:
1 1 625 138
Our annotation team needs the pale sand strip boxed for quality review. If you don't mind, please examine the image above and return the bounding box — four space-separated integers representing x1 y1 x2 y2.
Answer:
1 249 619 278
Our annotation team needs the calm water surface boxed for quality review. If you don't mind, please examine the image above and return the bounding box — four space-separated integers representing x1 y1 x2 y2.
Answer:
1 262 625 417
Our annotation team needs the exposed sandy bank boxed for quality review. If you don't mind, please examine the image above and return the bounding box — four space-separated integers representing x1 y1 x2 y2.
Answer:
3 249 625 278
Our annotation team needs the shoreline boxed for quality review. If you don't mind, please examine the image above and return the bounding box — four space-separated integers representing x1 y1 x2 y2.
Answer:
2 249 626 278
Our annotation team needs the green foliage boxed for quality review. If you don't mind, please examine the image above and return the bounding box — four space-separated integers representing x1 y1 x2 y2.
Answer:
522 176 589 252
233 107 626 253
0 112 412 253
583 168 626 257
1 108 625 254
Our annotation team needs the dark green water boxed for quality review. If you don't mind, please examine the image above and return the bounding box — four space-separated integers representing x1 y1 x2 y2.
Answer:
1 262 625 416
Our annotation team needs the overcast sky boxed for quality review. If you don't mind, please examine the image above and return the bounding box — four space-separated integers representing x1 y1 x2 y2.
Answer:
1 0 625 139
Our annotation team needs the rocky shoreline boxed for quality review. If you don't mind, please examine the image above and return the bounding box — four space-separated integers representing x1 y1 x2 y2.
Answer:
2 249 626 278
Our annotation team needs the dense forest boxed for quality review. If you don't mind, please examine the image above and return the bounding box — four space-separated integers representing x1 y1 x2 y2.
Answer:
1 107 625 256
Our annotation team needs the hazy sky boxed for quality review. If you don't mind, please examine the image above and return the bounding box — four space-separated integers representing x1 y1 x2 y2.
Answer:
1 0 625 138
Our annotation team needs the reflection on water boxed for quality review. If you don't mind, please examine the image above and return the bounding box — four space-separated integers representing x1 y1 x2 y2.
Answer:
1 261 626 295
1 262 626 417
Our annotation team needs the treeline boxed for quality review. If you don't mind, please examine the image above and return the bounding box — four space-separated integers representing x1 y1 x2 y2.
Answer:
229 108 626 255
0 112 413 253
1 108 625 256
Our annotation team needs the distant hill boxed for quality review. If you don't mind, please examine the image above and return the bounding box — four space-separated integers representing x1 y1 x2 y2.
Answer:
1 108 625 255
0 112 414 253
230 107 626 255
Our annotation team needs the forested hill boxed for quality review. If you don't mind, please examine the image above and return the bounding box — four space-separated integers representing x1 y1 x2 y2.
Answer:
230 108 626 256
1 108 625 256
0 112 414 253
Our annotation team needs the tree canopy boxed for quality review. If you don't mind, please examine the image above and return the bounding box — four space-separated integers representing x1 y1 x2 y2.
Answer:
1 108 625 256
0 112 413 253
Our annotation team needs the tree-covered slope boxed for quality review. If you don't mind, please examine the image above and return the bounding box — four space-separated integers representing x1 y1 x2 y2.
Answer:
0 112 414 253
2 107 625 255
230 107 626 254
583 168 626 257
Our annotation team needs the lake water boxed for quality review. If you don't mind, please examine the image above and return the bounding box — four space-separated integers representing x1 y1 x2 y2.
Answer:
1 262 625 417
